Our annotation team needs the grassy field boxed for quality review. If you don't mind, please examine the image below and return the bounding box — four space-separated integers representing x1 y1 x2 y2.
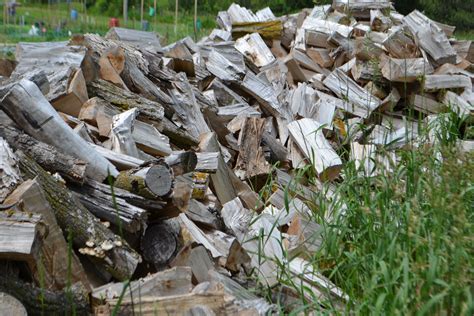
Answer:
0 2 473 45
0 1 216 44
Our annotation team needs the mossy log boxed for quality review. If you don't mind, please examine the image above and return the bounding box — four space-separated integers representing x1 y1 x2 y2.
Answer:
232 20 282 40
16 151 140 281
115 161 174 199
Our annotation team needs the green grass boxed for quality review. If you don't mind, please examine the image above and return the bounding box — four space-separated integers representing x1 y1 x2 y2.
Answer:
253 113 474 314
0 1 215 44
455 31 474 41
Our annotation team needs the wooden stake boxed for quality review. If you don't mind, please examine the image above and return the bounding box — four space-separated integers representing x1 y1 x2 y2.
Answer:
174 0 178 36
123 0 128 24
193 0 198 42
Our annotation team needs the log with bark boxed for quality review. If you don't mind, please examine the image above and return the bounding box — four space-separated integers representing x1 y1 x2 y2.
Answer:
0 270 89 316
87 79 198 148
16 151 140 281
140 219 181 269
114 160 174 199
0 125 87 184
1 79 118 181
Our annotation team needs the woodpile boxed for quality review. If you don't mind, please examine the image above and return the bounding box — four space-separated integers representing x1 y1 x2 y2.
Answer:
0 1 472 314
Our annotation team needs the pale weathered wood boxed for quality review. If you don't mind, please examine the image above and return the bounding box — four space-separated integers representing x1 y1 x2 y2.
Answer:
222 200 282 286
323 69 382 118
90 143 144 170
185 199 221 229
0 137 21 202
92 266 192 305
240 71 282 117
99 283 226 315
179 213 223 259
403 10 456 65
171 244 215 283
286 215 322 256
79 97 172 156
87 79 164 122
169 75 212 139
351 60 378 82
205 49 246 82
307 48 334 68
354 37 385 62
443 91 473 119
0 292 27 316
1 79 119 181
105 27 161 50
370 9 392 32
423 75 472 91
287 118 342 180
452 40 474 63
289 257 348 309
383 26 419 59
410 94 443 114
302 17 353 47
13 41 85 102
208 270 273 315
234 117 271 181
71 185 148 233
333 0 391 19
0 211 43 266
109 108 140 158
235 33 275 68
195 152 219 173
198 132 237 204
380 55 434 82
5 180 90 291
164 151 198 176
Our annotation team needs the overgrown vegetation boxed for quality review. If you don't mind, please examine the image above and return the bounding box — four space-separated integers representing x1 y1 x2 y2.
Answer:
253 114 474 314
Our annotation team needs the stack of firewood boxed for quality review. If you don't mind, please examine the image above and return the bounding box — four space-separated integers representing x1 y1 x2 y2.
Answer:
0 1 472 314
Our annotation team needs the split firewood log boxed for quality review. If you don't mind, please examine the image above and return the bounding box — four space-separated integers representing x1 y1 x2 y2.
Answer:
0 137 21 202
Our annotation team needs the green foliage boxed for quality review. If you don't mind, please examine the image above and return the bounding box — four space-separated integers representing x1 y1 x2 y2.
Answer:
251 113 474 314
395 0 474 30
164 0 317 15
314 146 473 314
